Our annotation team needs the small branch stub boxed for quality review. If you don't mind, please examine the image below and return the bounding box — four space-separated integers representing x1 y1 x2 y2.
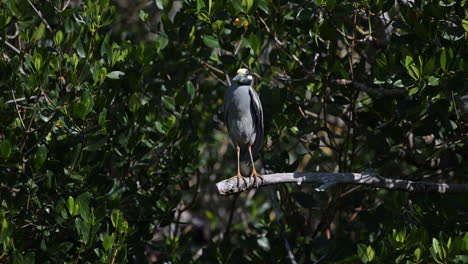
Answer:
216 172 468 196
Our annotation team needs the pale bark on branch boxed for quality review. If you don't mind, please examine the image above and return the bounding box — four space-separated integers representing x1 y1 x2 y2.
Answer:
216 172 468 196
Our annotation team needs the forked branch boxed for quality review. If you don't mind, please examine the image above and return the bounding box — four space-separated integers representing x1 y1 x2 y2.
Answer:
216 172 468 196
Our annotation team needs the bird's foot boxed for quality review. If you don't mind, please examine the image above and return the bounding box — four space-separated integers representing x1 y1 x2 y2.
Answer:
249 170 265 188
228 173 248 188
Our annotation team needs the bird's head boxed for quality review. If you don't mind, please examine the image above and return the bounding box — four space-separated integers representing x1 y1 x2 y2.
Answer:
232 68 253 85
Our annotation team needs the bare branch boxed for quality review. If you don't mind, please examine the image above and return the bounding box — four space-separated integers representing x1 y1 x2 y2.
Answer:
199 59 226 75
27 0 52 32
54 0 72 12
331 79 406 97
6 96 39 104
199 59 231 86
216 172 468 196
0 36 23 55
11 90 26 129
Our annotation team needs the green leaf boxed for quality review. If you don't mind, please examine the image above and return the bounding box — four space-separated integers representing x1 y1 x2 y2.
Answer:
432 238 441 255
0 210 12 242
248 32 260 54
440 49 447 72
207 0 212 14
407 62 420 80
296 8 314 21
242 0 254 13
427 76 440 86
463 233 468 251
107 71 125 79
202 35 220 48
1 140 11 158
186 81 195 100
424 57 435 75
454 255 468 263
357 243 369 263
161 95 176 111
463 19 468 32
414 247 422 261
33 145 48 169
102 233 114 251
99 109 107 126
76 193 91 222
85 137 107 151
76 40 86 58
75 218 90 243
138 9 148 22
155 121 166 134
366 245 375 262
257 236 270 251
211 20 224 32
54 30 64 46
73 103 88 120
111 209 128 233
111 209 121 229
408 87 419 96
156 33 169 51
67 196 75 216
32 23 46 42
129 94 140 112
196 0 205 12
164 115 176 132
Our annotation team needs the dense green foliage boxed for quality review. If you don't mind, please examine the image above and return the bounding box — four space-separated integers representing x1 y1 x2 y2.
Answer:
0 0 467 263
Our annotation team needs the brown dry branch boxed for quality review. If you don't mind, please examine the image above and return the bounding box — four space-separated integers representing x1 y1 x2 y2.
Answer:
216 172 468 196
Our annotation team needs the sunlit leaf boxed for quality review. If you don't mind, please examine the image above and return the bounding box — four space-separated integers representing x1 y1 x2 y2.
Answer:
107 71 125 79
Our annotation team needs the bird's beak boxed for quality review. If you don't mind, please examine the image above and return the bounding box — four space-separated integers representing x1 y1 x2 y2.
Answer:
233 74 243 82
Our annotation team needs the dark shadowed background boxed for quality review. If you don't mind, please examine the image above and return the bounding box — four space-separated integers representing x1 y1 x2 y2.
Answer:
0 0 467 263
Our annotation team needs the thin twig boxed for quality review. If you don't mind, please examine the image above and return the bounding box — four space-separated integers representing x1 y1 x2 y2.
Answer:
223 194 238 241
234 37 243 56
54 0 72 12
259 15 317 82
0 37 22 54
269 189 298 264
11 90 26 129
261 153 298 264
199 59 226 75
7 23 19 39
27 0 52 32
6 95 40 104
208 70 227 86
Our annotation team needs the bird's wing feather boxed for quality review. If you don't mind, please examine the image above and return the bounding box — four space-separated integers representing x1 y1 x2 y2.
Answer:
249 85 264 160
223 84 234 131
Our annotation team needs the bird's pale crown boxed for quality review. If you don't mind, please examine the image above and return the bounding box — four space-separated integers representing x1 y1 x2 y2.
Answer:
237 68 250 75
236 68 253 81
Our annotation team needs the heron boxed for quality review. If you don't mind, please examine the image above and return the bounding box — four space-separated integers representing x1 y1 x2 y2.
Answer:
224 68 264 187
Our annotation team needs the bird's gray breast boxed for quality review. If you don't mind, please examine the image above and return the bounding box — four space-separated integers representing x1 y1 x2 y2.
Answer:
226 85 256 147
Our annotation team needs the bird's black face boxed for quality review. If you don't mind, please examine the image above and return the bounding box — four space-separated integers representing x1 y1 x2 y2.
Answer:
233 68 253 85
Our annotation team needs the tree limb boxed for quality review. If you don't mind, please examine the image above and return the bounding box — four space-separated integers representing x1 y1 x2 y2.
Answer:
216 172 468 196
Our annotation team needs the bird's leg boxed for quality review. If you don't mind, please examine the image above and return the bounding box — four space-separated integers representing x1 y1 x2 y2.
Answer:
228 145 247 188
248 144 264 187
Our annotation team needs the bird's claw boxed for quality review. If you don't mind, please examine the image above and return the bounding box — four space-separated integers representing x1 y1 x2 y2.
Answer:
228 174 248 188
249 171 264 188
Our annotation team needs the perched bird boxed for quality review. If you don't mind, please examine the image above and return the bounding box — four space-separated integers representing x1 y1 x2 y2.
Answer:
224 68 264 186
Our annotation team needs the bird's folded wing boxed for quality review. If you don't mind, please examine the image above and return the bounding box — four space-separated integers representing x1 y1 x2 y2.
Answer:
249 86 264 159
